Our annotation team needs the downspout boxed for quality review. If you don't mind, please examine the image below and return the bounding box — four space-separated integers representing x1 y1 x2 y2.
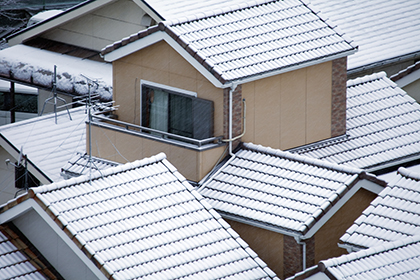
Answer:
295 237 306 270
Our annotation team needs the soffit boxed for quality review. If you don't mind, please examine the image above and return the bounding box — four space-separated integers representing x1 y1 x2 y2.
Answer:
198 142 371 236
26 153 278 279
291 72 420 171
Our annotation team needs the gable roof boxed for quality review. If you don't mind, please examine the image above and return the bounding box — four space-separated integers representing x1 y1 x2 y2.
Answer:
198 142 385 239
288 235 420 280
1 153 278 279
289 72 420 173
0 107 89 184
339 167 420 251
0 223 62 279
102 0 357 87
310 0 420 74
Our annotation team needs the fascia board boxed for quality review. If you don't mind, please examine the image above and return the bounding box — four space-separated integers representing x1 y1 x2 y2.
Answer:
0 134 52 185
7 0 116 46
360 179 385 194
0 199 107 280
395 68 420 88
103 31 225 88
302 179 364 239
132 0 164 22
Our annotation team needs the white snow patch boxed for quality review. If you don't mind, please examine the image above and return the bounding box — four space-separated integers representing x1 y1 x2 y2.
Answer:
0 45 112 101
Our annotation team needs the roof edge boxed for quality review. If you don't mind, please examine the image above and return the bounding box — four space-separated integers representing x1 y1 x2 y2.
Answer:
398 167 420 181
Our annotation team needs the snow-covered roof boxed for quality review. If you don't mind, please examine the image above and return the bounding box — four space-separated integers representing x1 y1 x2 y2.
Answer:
0 106 89 183
61 152 120 179
310 0 420 73
2 153 278 279
340 167 420 250
0 44 112 101
198 142 385 238
288 235 420 280
0 224 59 279
102 0 357 86
290 72 420 172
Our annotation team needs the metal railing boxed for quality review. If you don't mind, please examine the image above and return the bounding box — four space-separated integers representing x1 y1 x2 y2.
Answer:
92 114 223 148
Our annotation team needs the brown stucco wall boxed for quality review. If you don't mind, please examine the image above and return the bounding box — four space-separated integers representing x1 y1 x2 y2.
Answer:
314 188 377 262
241 61 333 150
226 219 284 278
331 57 347 137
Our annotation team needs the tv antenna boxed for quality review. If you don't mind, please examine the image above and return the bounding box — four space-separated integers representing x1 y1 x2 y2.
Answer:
5 146 30 197
40 65 72 123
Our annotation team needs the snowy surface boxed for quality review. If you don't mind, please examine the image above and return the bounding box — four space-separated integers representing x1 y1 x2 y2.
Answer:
16 153 279 279
0 45 112 101
61 152 119 179
340 167 420 249
27 10 63 27
292 72 420 172
198 142 376 235
310 0 420 71
0 107 88 182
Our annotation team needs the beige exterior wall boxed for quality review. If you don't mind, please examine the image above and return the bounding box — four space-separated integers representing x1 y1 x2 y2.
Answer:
314 188 377 262
242 61 333 150
42 0 150 51
226 219 284 278
89 124 225 181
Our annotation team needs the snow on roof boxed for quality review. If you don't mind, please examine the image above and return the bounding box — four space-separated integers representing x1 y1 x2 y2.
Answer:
290 72 420 172
0 224 59 279
198 142 384 237
288 235 420 280
102 0 357 85
61 152 120 179
0 106 89 183
0 44 112 101
310 0 420 72
339 167 420 250
27 10 64 27
3 153 279 279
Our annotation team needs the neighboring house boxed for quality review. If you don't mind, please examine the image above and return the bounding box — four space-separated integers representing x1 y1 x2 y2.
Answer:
0 222 63 279
97 0 357 182
0 107 89 205
287 235 420 280
310 0 420 80
0 153 279 280
339 167 420 252
289 72 420 179
391 60 420 103
197 142 386 279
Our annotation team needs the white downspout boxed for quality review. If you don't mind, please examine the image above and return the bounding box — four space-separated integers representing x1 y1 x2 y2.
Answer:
295 237 306 270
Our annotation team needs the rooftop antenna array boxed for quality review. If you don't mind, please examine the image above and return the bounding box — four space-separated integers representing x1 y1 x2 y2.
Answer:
40 65 72 123
5 147 30 197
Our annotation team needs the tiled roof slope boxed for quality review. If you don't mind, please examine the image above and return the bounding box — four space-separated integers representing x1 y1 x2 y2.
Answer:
0 223 62 279
198 142 383 237
102 0 357 84
340 167 420 250
3 153 278 279
290 72 420 172
0 107 88 183
310 0 420 73
288 235 420 280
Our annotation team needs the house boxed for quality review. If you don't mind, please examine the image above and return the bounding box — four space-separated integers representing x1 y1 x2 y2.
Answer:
310 0 420 80
0 153 279 279
339 167 420 252
289 72 420 179
287 235 420 280
96 0 357 182
0 106 90 205
197 142 386 279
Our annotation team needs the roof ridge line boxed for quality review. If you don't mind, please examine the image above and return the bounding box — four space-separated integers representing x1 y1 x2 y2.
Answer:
347 71 388 87
397 167 420 181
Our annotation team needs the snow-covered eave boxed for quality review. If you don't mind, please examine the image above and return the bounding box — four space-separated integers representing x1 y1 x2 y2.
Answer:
0 45 112 101
348 50 420 75
0 134 52 185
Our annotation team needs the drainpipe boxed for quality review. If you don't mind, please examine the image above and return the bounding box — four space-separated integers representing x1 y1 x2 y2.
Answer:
295 237 306 270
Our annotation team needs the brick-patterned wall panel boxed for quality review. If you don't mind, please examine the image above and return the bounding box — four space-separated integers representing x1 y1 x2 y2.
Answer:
223 85 243 148
331 57 347 137
283 235 302 279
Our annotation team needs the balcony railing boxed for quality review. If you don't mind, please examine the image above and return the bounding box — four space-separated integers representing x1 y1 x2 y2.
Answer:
91 114 223 150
